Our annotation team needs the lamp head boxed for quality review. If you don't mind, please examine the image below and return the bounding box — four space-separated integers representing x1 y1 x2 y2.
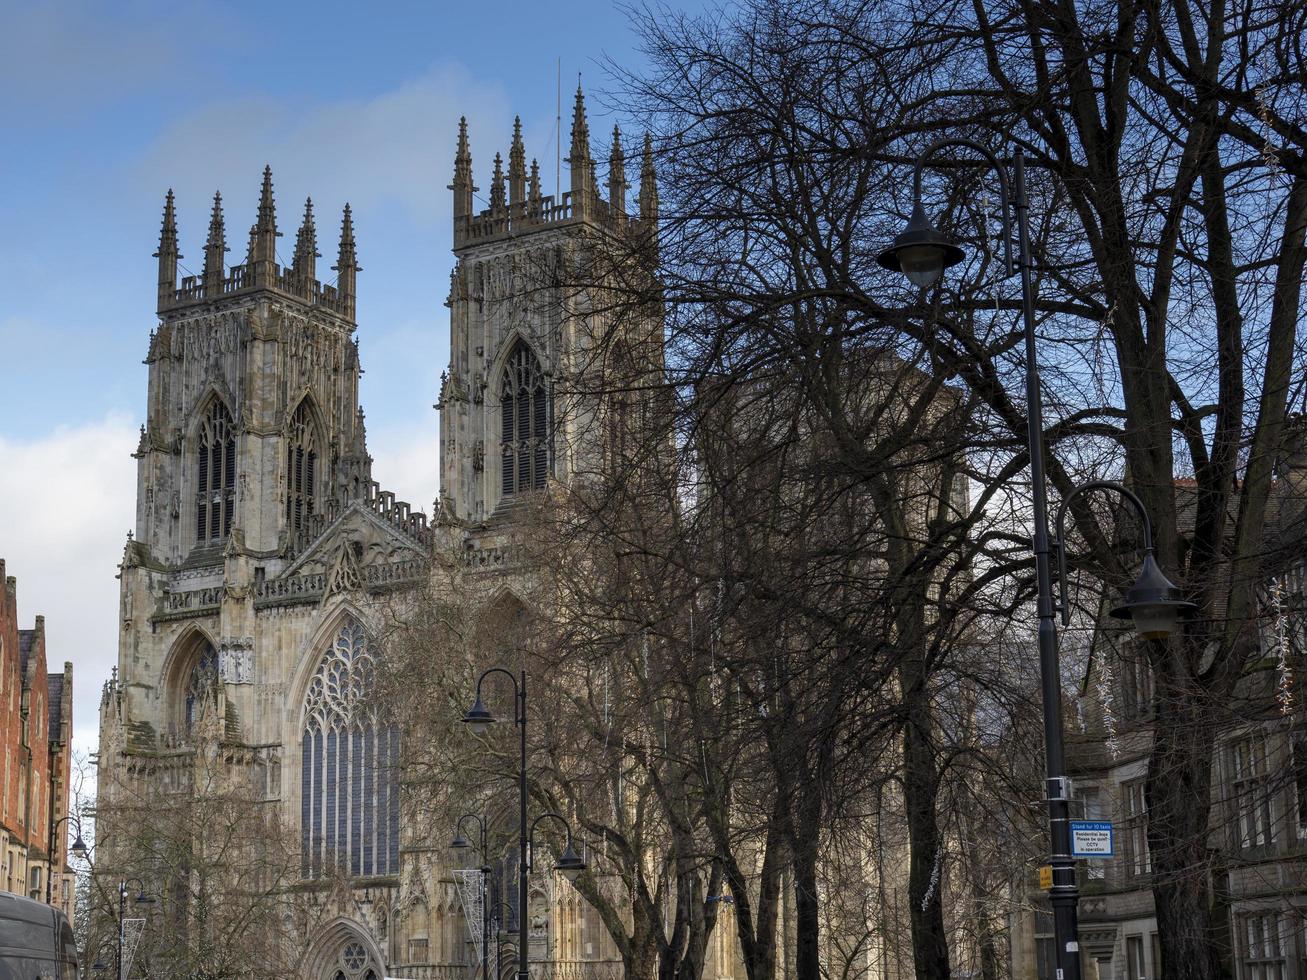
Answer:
1110 552 1196 640
555 842 586 885
462 694 495 735
70 834 88 860
876 200 965 288
135 890 155 906
450 831 471 849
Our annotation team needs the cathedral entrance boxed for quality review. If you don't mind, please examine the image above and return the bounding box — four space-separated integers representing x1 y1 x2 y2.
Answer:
303 920 385 980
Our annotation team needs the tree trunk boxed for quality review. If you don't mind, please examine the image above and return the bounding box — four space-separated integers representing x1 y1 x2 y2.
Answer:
1146 673 1224 980
791 824 822 980
900 668 951 979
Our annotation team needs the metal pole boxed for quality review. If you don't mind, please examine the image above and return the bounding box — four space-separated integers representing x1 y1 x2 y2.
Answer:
1014 147 1081 980
481 819 490 980
518 670 529 980
117 881 125 980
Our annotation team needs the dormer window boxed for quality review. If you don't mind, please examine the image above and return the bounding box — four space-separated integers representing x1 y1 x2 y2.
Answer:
500 341 550 496
197 400 236 543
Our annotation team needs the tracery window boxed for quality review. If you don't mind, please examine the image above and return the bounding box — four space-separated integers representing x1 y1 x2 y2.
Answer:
331 941 378 980
500 341 550 496
301 620 399 879
196 400 236 543
286 400 320 533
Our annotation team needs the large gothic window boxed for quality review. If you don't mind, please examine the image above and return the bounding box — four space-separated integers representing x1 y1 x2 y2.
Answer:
286 400 320 533
301 620 399 879
500 341 550 496
196 400 236 543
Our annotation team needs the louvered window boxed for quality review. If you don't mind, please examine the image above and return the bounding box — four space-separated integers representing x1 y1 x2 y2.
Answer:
500 341 550 496
196 400 236 543
286 401 320 532
301 620 400 879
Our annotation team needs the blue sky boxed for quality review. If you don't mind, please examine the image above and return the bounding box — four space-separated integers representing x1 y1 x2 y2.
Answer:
0 0 696 750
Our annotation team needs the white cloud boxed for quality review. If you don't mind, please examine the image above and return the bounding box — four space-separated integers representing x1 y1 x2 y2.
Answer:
135 63 523 230
0 414 139 755
368 423 442 517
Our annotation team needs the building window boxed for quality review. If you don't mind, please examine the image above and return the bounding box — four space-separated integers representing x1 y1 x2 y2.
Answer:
1123 779 1151 878
500 341 550 497
286 401 320 533
1230 733 1275 850
1119 651 1153 720
1292 733 1307 839
301 620 399 879
196 399 236 543
1125 934 1147 980
1239 911 1287 980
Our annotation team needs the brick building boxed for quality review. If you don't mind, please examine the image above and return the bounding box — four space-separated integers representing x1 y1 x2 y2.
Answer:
0 559 76 922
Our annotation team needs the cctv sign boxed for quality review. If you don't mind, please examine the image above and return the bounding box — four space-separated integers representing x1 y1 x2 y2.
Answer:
1070 821 1114 858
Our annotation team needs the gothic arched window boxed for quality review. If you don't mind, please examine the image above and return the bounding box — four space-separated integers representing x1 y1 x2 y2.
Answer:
184 642 219 732
286 400 320 533
301 620 399 879
500 342 550 497
196 400 236 543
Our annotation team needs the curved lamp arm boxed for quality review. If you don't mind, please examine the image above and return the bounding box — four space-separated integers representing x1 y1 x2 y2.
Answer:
454 813 487 852
467 669 528 731
526 812 575 870
910 137 1015 277
1053 480 1154 626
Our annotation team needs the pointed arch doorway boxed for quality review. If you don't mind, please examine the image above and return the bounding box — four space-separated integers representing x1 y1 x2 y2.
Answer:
303 919 385 980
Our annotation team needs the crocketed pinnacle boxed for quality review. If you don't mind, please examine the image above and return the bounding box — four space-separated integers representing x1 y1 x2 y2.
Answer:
568 83 591 165
294 197 319 276
639 133 659 221
155 189 178 259
509 116 526 205
204 191 227 283
334 203 359 272
490 152 506 210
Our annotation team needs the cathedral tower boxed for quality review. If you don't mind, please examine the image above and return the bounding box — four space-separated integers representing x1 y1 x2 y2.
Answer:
438 89 660 525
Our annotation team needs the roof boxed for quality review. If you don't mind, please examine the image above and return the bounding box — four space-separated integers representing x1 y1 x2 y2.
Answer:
18 629 35 670
47 673 64 742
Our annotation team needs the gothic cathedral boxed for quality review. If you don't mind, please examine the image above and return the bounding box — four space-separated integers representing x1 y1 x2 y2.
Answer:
95 90 713 980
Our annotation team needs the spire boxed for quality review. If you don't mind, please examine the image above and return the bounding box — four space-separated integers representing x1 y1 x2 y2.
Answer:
252 165 280 286
529 158 541 213
450 116 475 229
609 125 628 227
509 116 526 207
293 197 319 284
203 191 228 292
154 189 179 309
333 203 360 319
639 133 659 223
490 152 506 212
568 82 593 213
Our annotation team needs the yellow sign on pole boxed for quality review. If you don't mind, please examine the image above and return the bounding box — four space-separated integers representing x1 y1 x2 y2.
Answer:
1038 865 1053 890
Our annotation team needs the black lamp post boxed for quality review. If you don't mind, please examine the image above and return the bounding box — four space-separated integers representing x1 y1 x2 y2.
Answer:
452 813 492 980
463 668 587 980
879 139 1191 980
45 813 87 904
115 878 155 980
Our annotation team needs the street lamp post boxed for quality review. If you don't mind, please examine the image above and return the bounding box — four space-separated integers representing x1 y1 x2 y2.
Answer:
45 813 87 904
463 668 587 980
115 878 155 980
879 139 1192 980
452 813 492 980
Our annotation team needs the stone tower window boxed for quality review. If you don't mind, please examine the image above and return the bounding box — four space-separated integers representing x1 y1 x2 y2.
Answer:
301 619 399 879
196 400 236 543
286 400 320 533
500 341 550 496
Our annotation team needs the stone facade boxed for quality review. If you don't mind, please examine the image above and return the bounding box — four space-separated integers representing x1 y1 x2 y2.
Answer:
0 560 75 922
96 90 707 980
